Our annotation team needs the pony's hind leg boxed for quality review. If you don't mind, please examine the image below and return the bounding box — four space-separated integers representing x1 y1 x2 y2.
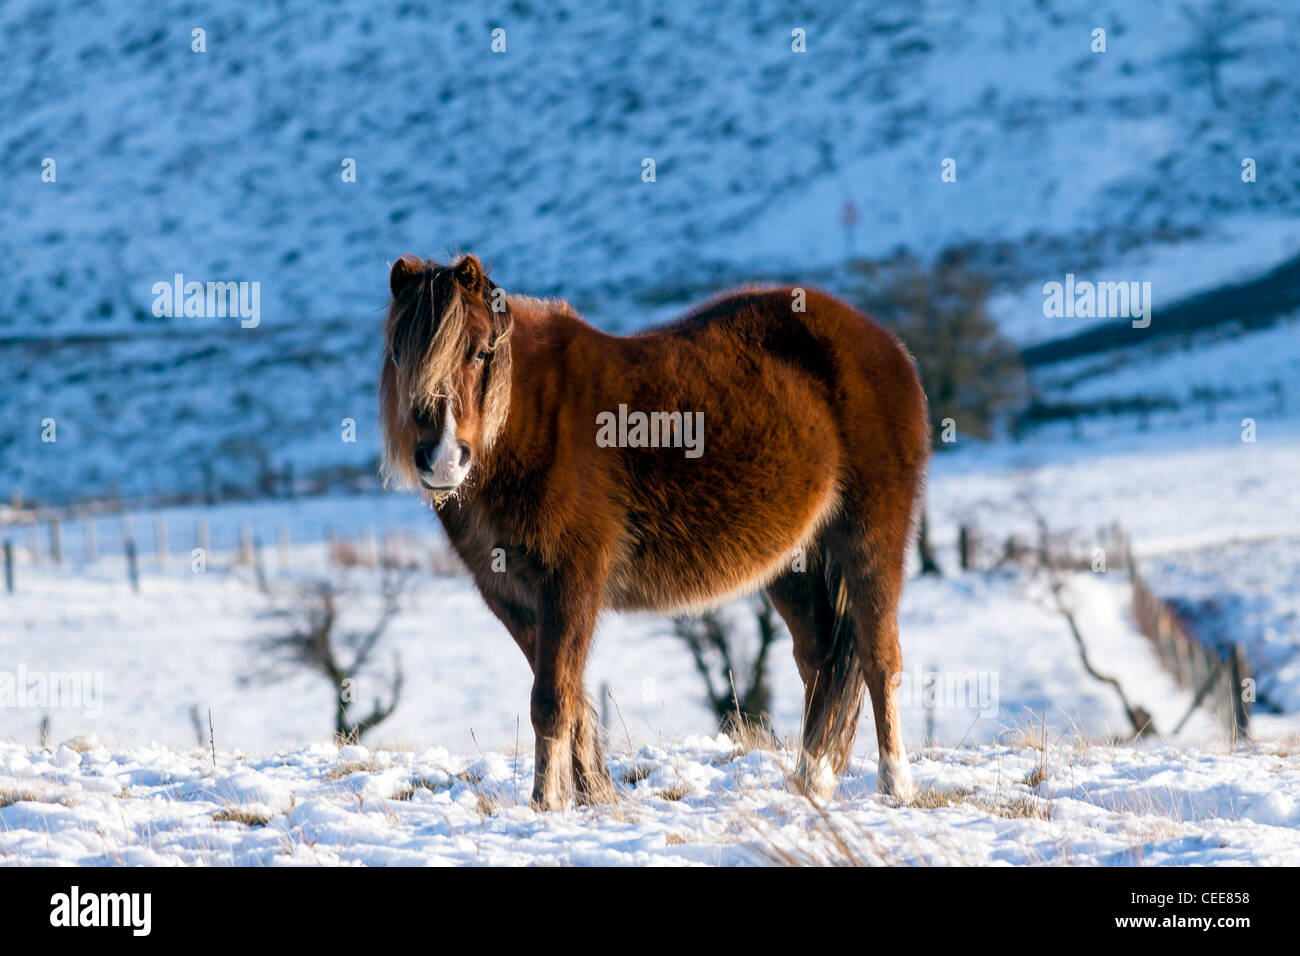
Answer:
826 515 917 802
767 551 866 801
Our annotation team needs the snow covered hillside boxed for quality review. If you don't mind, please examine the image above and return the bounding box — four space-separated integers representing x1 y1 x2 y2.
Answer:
4 735 1298 866
6 0 1299 337
6 0 1300 504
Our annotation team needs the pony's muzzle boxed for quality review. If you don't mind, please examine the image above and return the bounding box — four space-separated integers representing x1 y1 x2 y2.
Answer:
413 438 471 491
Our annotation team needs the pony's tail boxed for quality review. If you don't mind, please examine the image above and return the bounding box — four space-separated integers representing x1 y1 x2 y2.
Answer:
797 556 868 797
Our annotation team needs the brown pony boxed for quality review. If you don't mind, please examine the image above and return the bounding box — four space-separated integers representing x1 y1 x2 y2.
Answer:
380 254 930 810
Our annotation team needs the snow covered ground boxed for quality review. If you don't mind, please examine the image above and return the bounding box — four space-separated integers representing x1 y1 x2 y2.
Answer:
1143 536 1300 715
6 410 1300 865
0 552 1227 755
3 397 1295 738
4 734 1299 866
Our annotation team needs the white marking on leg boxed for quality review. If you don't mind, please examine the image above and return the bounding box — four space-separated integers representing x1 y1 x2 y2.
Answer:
797 752 837 800
878 752 916 802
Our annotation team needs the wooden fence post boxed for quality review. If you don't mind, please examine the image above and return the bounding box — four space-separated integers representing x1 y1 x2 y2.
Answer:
196 517 210 559
253 537 269 594
1230 644 1250 740
958 525 973 571
1127 523 1252 740
924 662 936 746
239 524 254 566
363 526 378 568
155 517 169 568
27 519 40 564
122 514 140 593
3 540 13 593
49 518 63 565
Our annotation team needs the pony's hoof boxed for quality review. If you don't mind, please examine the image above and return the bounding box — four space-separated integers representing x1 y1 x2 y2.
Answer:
794 753 837 801
574 772 618 807
877 754 916 803
530 783 571 812
530 794 569 812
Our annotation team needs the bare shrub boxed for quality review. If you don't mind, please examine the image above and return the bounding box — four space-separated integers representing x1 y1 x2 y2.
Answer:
671 595 782 745
250 571 408 741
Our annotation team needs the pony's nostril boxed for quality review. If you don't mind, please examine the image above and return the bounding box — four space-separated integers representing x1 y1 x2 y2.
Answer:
457 442 472 468
413 442 435 473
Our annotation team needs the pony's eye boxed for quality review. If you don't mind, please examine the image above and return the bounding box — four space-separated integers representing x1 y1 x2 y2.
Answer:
475 349 487 363
391 349 400 367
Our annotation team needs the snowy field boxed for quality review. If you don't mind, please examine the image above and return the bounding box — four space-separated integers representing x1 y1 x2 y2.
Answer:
0 550 1224 754
4 735 1299 866
4 410 1300 864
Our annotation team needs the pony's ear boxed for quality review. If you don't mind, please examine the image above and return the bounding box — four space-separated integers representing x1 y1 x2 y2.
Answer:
453 254 485 296
390 255 424 298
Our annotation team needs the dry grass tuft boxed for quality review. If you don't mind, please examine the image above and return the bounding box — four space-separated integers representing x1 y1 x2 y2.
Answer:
212 806 273 827
621 763 655 785
1 787 75 809
725 717 782 756
392 777 450 801
326 758 387 779
1023 765 1049 789
909 786 974 809
974 795 1052 820
1263 734 1300 758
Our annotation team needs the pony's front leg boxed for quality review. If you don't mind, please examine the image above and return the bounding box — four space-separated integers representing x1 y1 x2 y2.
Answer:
529 583 599 812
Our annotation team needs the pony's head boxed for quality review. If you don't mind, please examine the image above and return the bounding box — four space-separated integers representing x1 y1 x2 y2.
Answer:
379 253 513 499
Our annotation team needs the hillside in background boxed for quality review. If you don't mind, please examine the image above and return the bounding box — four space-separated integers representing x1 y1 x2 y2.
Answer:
4 0 1300 505
6 0 1300 333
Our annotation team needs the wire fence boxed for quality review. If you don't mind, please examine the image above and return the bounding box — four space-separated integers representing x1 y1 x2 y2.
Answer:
0 493 464 593
1117 527 1251 739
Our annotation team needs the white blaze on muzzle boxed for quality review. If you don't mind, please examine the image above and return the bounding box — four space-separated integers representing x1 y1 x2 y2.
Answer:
421 406 471 490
